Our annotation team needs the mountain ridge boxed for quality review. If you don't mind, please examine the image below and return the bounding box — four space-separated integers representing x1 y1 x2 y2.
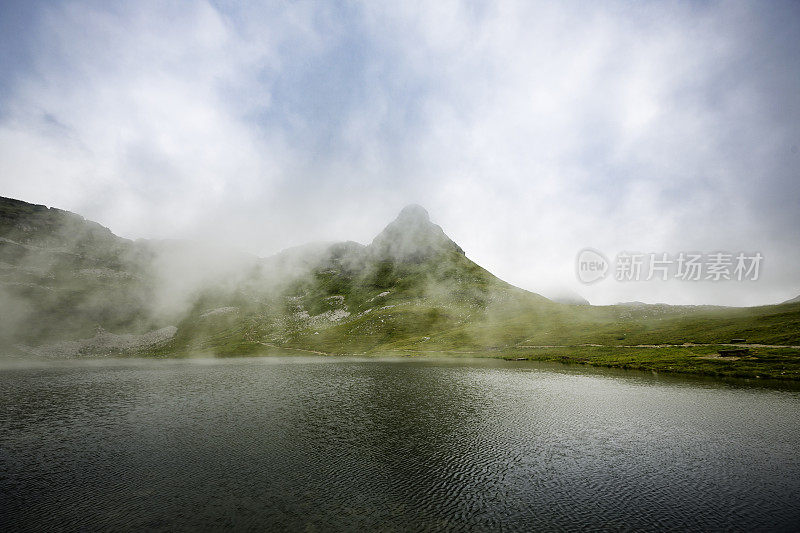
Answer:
2 196 799 372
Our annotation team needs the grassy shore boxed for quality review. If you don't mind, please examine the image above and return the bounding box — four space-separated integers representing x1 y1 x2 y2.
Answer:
164 342 800 381
490 345 800 381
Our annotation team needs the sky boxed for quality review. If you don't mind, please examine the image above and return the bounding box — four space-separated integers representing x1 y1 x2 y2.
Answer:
1 0 798 306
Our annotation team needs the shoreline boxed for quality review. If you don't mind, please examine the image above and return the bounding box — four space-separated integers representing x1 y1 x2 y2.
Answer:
5 343 800 385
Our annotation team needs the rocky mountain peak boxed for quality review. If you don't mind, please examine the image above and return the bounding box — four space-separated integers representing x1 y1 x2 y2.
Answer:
368 205 464 262
396 204 430 224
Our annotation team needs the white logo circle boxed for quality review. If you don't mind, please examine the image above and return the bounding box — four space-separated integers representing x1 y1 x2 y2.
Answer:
576 248 609 284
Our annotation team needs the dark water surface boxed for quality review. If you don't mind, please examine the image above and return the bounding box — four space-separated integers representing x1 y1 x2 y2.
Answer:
1 356 799 532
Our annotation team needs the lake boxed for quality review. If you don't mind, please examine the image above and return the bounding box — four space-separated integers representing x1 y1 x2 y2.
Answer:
1 356 799 531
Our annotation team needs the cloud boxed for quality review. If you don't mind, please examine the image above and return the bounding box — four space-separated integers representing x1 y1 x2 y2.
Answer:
356 0 800 305
0 1 307 240
1 0 798 306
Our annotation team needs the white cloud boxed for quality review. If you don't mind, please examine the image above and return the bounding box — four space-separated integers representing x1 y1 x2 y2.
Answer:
1 0 798 306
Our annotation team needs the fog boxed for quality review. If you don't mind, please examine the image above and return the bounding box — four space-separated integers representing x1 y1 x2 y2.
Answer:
1 1 799 308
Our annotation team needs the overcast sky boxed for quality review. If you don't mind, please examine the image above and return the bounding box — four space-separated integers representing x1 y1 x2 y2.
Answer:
1 1 798 305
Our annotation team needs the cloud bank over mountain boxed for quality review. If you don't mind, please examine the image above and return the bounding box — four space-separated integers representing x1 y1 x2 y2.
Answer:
1 1 798 305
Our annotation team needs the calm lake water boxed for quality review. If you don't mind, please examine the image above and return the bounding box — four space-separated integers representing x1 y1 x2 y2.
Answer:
1 356 799 532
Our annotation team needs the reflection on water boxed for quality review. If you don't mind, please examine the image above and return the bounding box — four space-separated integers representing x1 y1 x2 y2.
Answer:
1 357 799 531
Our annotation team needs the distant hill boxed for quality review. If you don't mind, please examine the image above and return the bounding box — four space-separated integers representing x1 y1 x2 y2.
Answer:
2 196 799 358
544 289 590 306
782 294 800 305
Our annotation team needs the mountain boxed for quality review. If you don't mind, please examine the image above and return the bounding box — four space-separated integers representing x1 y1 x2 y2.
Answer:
212 203 547 355
0 197 154 345
2 196 800 361
782 294 800 305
